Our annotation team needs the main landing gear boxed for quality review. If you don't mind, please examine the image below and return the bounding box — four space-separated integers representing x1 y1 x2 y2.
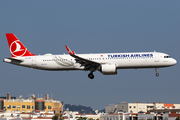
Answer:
88 67 96 79
155 68 159 77
88 72 94 79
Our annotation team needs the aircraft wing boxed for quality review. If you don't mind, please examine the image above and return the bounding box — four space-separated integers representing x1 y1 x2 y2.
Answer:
65 45 101 70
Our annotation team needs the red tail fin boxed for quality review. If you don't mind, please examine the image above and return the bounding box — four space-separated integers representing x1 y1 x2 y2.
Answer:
6 33 35 57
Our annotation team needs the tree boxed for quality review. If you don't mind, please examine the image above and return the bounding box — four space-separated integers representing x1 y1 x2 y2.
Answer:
89 118 99 120
176 117 180 120
76 117 88 120
52 114 64 120
76 117 99 120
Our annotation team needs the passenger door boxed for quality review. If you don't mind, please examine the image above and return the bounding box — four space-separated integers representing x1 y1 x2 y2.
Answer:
154 53 159 62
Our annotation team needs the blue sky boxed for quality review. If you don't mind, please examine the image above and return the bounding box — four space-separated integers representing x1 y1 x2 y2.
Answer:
0 0 180 110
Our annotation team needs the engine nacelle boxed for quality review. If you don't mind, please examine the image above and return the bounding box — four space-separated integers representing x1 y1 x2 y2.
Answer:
100 64 117 75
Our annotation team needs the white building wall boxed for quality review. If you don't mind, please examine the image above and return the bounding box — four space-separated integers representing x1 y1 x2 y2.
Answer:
137 104 148 113
106 105 116 113
128 103 138 113
174 104 180 109
153 103 164 109
100 114 122 120
110 102 180 113
31 119 52 120
163 114 169 120
117 103 154 113
138 114 155 120
116 103 128 113
167 117 176 120
124 115 130 120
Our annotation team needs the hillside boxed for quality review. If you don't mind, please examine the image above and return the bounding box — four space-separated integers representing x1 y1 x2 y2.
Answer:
64 104 95 114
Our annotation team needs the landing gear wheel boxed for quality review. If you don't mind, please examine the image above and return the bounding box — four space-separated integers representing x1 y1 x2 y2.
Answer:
88 73 94 79
155 68 159 77
156 73 159 77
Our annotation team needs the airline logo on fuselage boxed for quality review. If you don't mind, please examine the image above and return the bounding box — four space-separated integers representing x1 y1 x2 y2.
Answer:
108 53 153 58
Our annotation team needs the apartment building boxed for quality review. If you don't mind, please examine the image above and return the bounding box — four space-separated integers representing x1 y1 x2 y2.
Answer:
106 102 180 113
0 93 62 113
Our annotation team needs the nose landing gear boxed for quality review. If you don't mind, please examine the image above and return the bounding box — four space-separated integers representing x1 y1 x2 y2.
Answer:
155 68 159 77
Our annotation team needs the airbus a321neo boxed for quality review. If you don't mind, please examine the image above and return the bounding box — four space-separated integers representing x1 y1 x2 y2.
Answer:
3 33 177 79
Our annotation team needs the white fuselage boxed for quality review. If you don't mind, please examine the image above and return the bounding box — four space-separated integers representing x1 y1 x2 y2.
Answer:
4 52 177 71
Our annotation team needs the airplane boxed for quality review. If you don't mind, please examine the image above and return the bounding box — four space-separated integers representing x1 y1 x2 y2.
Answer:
3 33 177 79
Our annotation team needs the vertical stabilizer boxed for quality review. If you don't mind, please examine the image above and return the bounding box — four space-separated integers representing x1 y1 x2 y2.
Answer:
6 33 35 57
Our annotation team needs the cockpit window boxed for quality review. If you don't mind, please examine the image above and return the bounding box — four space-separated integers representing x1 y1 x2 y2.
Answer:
164 56 171 58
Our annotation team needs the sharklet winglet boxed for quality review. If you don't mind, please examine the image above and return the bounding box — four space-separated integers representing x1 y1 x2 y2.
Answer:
65 45 73 55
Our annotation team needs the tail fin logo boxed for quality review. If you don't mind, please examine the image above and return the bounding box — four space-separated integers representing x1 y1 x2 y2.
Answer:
10 40 27 57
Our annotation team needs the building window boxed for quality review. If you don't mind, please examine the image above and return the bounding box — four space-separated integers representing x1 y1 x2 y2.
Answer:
134 106 136 108
4 105 6 109
27 105 30 109
7 105 11 109
22 105 25 108
13 105 16 108
48 106 51 109
120 116 123 120
45 106 46 109
129 106 131 108
22 110 25 113
147 106 153 108
32 106 34 109
17 105 20 108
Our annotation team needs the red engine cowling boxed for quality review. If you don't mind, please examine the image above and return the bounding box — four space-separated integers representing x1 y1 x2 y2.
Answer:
100 64 117 75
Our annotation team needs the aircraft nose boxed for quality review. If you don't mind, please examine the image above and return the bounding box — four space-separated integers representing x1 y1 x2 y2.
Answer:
172 59 177 65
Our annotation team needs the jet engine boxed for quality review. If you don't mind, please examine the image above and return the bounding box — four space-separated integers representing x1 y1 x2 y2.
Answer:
100 64 117 75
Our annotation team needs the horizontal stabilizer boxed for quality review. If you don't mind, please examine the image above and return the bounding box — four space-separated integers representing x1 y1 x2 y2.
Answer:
3 57 24 63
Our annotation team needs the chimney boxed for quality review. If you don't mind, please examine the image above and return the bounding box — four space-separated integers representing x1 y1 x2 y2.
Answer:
45 94 49 100
7 93 11 100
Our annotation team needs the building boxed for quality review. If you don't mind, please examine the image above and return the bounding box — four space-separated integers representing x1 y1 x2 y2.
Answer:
0 93 63 114
106 102 180 114
1 111 180 120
